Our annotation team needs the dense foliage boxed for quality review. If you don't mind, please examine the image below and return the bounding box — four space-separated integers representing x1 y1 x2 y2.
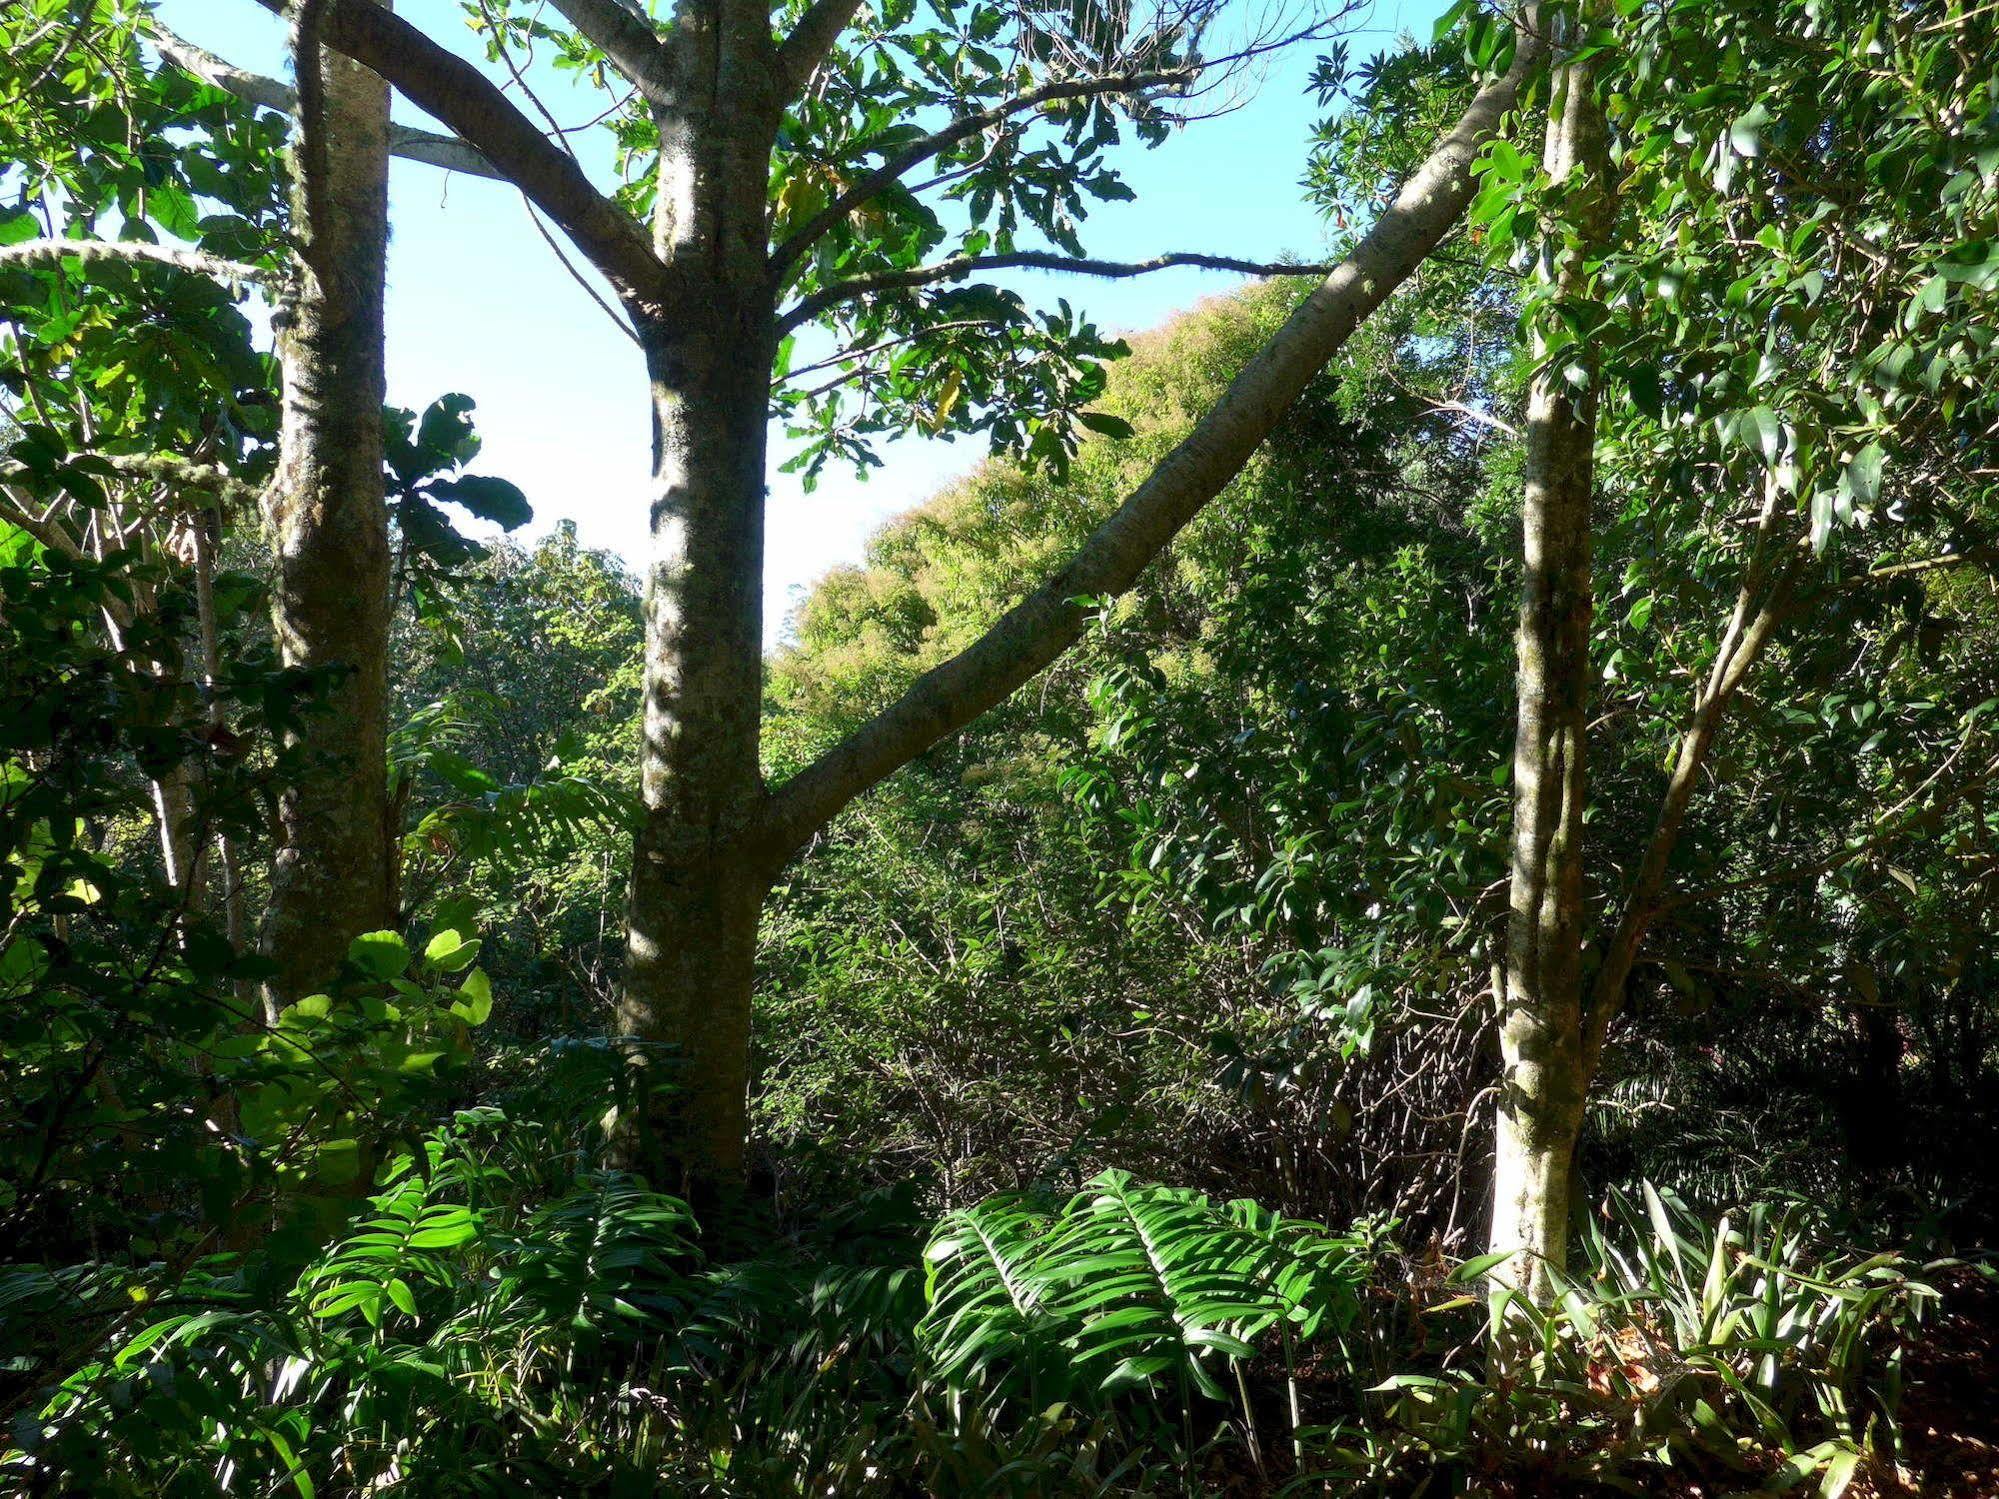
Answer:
3 0 1997 1493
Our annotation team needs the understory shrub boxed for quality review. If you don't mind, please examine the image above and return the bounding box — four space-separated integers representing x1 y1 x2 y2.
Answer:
2 1147 1957 1497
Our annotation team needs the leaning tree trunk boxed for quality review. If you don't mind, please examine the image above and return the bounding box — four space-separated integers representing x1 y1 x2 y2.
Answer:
1491 28 1609 1305
261 0 395 1006
616 2 781 1189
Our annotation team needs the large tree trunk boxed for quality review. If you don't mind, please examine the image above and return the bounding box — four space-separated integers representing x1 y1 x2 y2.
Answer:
616 0 780 1187
618 321 777 1184
1491 29 1608 1303
261 1 395 1005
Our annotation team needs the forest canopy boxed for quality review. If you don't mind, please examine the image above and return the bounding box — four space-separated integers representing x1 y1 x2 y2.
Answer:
3 0 1998 1493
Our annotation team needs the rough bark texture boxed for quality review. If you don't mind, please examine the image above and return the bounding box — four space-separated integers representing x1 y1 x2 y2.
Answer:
615 0 781 1185
261 1 395 1006
1492 33 1608 1303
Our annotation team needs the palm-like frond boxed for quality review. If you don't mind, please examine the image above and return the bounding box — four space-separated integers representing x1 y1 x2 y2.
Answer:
920 1193 1055 1390
502 1171 699 1337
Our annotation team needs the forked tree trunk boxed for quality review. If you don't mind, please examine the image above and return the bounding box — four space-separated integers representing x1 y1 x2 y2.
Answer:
604 2 1548 1189
616 1 781 1187
1491 28 1609 1303
261 1 395 1005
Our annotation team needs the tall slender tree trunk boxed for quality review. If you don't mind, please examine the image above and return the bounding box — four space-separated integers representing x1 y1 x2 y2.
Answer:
1491 25 1609 1303
261 0 395 1005
616 0 781 1186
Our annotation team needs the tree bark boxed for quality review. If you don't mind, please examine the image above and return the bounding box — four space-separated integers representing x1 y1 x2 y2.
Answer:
617 319 777 1182
261 0 395 1006
1491 27 1608 1304
615 0 781 1186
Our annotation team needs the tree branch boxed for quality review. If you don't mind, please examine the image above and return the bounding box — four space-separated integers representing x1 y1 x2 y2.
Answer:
759 27 1548 856
776 0 866 101
151 20 501 179
1857 546 1999 583
148 20 292 111
0 454 259 523
1581 520 1999 1062
544 0 674 99
781 250 1335 332
252 0 665 306
0 239 267 284
381 126 502 178
1580 485 1798 1065
0 486 85 558
768 66 1198 281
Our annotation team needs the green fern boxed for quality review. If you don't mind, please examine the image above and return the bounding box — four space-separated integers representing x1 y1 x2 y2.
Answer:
921 1194 1054 1390
300 1170 480 1328
1037 1171 1279 1399
502 1171 699 1337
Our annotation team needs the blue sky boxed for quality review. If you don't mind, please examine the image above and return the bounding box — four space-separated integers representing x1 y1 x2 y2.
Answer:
157 0 1445 639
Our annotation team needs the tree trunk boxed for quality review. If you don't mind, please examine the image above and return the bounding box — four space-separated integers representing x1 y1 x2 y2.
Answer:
261 0 395 1006
616 0 780 1186
1491 29 1608 1303
618 320 777 1185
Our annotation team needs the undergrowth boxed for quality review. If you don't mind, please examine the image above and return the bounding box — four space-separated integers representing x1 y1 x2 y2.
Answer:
1 1108 1962 1496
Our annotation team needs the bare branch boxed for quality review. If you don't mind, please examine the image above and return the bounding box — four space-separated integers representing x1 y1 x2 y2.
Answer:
775 319 1010 386
781 250 1336 332
252 0 665 306
151 19 501 179
520 198 642 346
0 239 267 285
768 66 1198 281
381 127 502 178
777 0 866 101
543 0 674 99
759 27 1549 855
1421 397 1519 438
1858 546 1999 583
1580 486 1797 1050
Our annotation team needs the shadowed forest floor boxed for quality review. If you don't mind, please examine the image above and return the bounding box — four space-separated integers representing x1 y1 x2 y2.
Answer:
1881 1269 1999 1498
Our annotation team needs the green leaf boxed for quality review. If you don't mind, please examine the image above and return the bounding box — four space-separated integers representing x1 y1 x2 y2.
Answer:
450 967 493 1026
1729 101 1773 158
428 474 532 530
1845 442 1885 508
316 1139 362 1185
407 1208 476 1249
423 928 481 973
1451 1249 1514 1282
1731 405 1783 462
416 394 480 465
347 930 409 981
